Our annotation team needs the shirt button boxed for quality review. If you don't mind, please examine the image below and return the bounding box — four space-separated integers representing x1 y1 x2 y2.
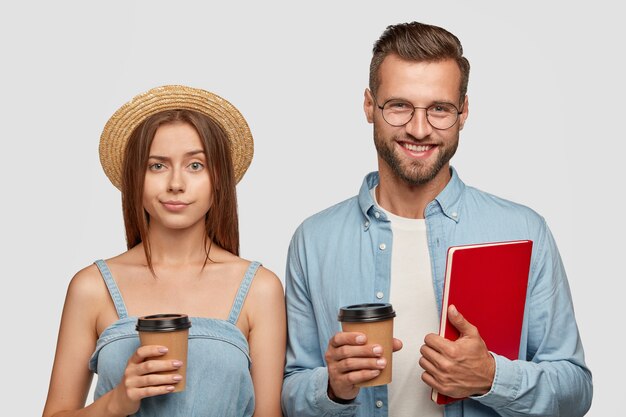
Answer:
376 400 384 408
451 211 458 218
364 221 370 227
379 243 386 250
374 212 381 219
376 291 384 299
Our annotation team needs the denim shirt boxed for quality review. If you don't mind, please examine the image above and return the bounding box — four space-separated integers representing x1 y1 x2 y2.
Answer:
281 169 592 417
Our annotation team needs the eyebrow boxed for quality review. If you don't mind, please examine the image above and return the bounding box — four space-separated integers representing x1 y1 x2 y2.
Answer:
148 150 206 160
385 96 458 104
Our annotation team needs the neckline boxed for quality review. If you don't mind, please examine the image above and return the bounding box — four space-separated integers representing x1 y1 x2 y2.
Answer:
98 315 249 343
370 186 427 229
95 259 260 336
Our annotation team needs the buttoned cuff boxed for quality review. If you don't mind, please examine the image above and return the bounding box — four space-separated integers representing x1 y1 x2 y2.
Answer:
471 352 521 409
313 367 359 416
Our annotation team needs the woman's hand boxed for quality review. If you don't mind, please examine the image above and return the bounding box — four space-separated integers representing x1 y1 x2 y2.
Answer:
108 345 183 416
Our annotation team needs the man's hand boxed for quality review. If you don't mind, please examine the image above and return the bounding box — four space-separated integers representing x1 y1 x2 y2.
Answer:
419 305 495 399
325 332 403 402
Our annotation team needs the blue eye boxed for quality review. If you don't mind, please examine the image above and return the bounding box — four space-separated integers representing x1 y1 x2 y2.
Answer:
149 163 165 171
189 162 204 171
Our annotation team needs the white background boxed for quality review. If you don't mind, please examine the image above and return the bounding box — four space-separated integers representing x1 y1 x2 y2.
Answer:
1 1 622 415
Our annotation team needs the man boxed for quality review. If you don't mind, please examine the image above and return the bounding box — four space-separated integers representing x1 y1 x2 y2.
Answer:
281 21 592 417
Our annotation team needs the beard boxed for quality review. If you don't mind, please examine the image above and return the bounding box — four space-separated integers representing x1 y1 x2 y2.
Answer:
373 124 459 186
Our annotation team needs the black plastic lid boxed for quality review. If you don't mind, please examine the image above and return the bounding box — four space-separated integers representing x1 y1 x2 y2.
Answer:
136 314 192 332
338 303 396 323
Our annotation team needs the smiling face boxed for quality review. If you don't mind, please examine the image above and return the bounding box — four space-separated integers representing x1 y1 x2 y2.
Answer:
365 55 469 187
142 121 213 231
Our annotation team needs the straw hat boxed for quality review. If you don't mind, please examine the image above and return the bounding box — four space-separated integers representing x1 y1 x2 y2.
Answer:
99 85 253 189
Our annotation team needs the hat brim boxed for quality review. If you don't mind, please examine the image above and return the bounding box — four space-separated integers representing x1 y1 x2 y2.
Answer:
99 85 253 189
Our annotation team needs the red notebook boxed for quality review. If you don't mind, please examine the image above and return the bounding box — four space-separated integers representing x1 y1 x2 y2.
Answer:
432 240 533 405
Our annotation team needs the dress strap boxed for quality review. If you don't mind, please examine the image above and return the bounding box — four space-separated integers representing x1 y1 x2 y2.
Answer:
94 260 129 319
227 261 261 325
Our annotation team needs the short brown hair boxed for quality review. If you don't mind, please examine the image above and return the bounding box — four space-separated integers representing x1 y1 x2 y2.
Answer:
122 109 240 272
369 21 470 102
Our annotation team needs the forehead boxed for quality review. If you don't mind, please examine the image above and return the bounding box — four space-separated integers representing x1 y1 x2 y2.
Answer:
377 54 462 102
150 122 204 153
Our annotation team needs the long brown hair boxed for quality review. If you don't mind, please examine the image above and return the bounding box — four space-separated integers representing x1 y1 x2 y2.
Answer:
121 109 239 271
369 21 471 103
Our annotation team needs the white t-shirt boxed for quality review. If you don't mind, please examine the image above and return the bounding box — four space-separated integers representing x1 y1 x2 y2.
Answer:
372 188 443 417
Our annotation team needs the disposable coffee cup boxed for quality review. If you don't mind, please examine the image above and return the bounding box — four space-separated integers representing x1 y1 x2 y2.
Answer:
338 303 396 387
136 314 192 392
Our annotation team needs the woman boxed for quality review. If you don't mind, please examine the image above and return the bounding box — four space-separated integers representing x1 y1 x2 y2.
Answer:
42 85 286 417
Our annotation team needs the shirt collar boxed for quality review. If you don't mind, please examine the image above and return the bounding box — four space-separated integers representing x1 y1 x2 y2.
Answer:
428 166 465 223
358 167 466 224
358 172 380 220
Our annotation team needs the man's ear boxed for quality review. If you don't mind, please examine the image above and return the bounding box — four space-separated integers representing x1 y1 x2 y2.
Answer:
458 95 469 131
364 89 375 124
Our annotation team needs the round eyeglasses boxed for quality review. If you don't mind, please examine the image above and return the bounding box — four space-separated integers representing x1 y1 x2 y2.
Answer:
372 94 463 130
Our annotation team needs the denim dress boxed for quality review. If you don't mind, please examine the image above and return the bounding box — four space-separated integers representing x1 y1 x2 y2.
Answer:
88 259 259 416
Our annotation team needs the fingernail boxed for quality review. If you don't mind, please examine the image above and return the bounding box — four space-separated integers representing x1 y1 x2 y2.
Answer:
450 305 458 317
166 385 175 391
172 360 183 367
356 335 366 344
158 347 169 353
172 375 183 381
377 358 386 367
371 370 381 376
372 345 383 355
